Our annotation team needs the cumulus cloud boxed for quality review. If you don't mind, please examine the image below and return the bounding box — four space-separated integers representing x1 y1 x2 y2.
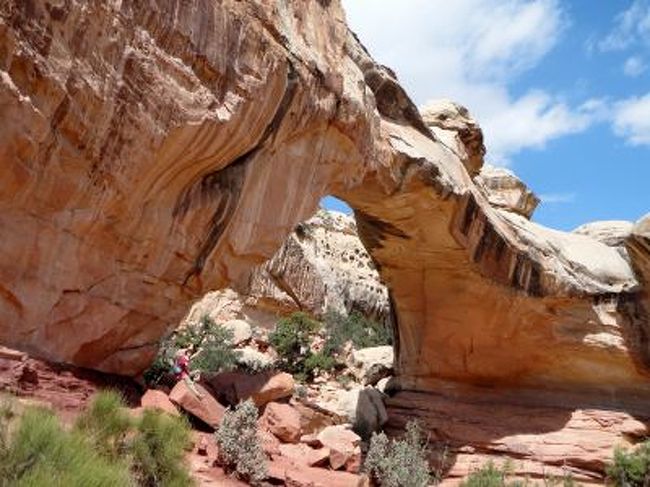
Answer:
342 0 597 165
597 0 650 52
623 55 647 76
613 93 650 145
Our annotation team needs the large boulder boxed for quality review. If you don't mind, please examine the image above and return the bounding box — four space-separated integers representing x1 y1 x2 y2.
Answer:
208 371 294 407
352 346 394 385
316 425 362 472
140 389 179 417
169 382 225 428
260 402 302 443
314 386 387 438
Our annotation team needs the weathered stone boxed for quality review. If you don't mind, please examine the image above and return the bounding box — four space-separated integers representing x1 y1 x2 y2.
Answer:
220 319 252 346
184 210 392 330
474 165 540 219
1 0 650 479
421 99 485 177
169 382 225 428
260 402 302 443
573 220 634 247
208 371 294 407
141 389 179 417
268 456 361 487
352 346 393 385
316 425 362 472
313 386 387 437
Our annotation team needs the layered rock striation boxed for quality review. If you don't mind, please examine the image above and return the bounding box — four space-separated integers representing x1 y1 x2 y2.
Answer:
184 209 391 330
1 0 650 479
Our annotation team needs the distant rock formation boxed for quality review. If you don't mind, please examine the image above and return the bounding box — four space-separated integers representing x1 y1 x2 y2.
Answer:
184 209 391 329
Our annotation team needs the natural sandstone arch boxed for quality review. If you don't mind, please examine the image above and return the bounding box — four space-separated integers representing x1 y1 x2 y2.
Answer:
1 0 649 402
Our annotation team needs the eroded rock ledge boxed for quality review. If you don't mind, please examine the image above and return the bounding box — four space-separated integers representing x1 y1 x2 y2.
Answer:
1 0 649 480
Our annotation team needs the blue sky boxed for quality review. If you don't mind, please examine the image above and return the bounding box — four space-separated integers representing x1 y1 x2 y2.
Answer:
323 0 649 231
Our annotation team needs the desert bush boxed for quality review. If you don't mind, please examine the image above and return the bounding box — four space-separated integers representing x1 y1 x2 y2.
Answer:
460 461 512 487
364 420 430 487
0 392 193 487
0 406 134 487
215 399 267 485
131 409 193 487
323 310 392 354
606 441 650 487
269 312 321 377
74 390 133 460
144 315 240 386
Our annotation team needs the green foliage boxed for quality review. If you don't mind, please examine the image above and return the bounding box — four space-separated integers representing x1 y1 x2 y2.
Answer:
144 315 240 386
131 409 193 487
215 400 267 485
303 351 337 375
0 392 193 487
74 390 133 460
0 406 134 487
269 312 321 377
364 420 431 487
461 461 512 487
191 320 240 375
323 310 392 355
607 441 650 487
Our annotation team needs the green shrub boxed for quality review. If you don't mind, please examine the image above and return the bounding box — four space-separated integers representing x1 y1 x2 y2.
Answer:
269 312 321 377
74 390 133 460
607 441 650 487
0 392 193 487
131 409 193 487
215 400 266 485
460 461 511 487
364 420 430 487
323 310 392 354
303 351 337 376
0 406 134 487
144 315 240 386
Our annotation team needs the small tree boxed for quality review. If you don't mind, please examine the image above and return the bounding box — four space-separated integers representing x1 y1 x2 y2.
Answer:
323 310 392 355
269 312 321 379
364 420 431 487
215 400 267 485
607 441 650 487
144 315 240 386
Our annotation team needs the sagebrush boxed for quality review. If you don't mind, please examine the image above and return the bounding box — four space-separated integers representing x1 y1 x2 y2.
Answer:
215 399 267 485
364 420 431 487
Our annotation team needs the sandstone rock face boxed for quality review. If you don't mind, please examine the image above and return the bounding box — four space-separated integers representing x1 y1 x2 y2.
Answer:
573 220 634 247
474 165 540 219
183 209 391 331
421 99 485 177
2 0 650 480
4 0 647 392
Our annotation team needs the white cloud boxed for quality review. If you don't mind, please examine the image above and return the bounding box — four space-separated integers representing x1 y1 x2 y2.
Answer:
613 93 650 145
342 0 597 165
623 55 647 76
598 0 650 52
538 192 576 204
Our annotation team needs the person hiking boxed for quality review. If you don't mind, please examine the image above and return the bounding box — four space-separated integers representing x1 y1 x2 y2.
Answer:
172 348 204 399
